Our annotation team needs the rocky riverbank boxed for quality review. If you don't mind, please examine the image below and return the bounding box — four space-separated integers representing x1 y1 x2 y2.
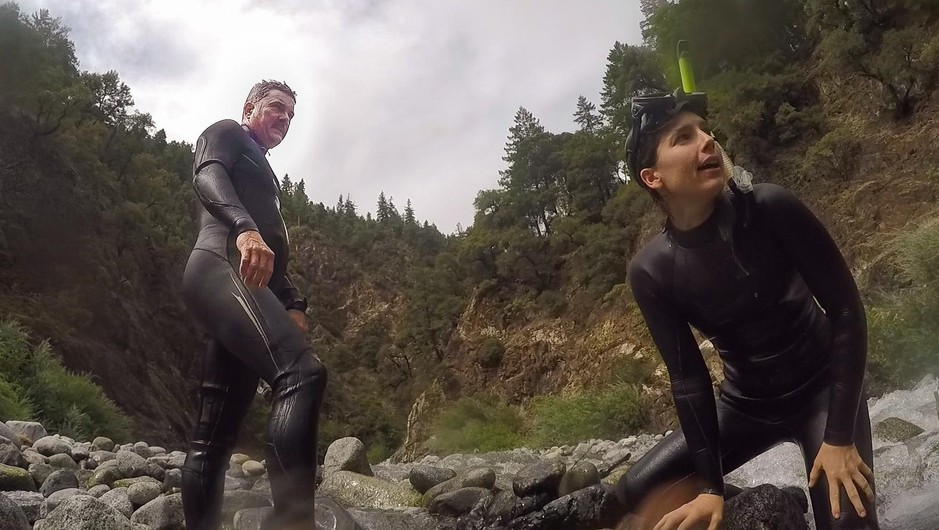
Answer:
1 376 937 529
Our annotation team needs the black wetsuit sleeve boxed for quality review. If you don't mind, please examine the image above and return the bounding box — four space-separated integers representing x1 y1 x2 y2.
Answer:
192 121 259 235
629 262 724 494
758 183 867 445
269 272 308 313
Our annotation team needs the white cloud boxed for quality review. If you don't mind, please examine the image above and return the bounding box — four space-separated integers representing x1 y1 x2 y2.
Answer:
18 0 643 232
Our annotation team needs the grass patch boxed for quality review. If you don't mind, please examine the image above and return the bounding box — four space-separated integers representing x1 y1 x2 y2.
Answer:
430 396 525 454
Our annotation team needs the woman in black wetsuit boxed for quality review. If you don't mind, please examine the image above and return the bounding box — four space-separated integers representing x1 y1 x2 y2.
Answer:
614 91 878 530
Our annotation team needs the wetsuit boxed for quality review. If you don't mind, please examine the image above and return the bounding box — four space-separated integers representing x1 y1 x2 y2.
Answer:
182 119 327 530
616 183 878 529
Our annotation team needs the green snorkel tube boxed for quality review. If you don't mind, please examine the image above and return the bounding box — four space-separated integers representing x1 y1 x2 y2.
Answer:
677 40 755 228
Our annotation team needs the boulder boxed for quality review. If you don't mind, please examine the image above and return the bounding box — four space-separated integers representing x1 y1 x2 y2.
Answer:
324 437 373 477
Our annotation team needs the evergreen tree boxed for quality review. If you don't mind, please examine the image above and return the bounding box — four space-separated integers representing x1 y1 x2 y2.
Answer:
404 200 416 225
573 95 601 133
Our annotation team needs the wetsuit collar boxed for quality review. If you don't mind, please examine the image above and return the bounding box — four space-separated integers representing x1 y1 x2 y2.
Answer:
242 124 270 155
666 195 728 249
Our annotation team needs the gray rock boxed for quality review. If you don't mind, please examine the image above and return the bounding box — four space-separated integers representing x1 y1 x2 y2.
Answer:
88 484 110 498
423 467 496 506
506 484 619 530
599 448 632 473
42 488 86 516
231 453 251 466
225 476 254 491
162 469 182 491
99 488 133 519
233 506 271 530
132 442 151 459
20 450 45 467
165 453 186 469
226 463 246 479
91 437 114 452
409 465 457 494
250 478 271 496
874 417 926 443
348 506 444 530
242 460 265 477
127 481 161 507
310 497 367 530
76 469 94 488
0 463 35 491
0 490 30 530
0 441 27 469
221 490 273 524
149 447 167 456
113 476 161 489
1 490 41 525
70 444 90 462
428 487 491 516
0 423 18 445
43 494 145 530
558 462 600 497
47 453 78 470
324 437 374 477
86 461 122 489
130 493 185 530
513 459 566 497
116 450 148 479
146 462 165 481
32 436 71 458
723 484 808 530
39 469 78 497
318 471 422 509
89 451 117 467
28 464 53 489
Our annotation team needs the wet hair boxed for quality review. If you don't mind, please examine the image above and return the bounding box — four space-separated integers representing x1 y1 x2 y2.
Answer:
244 80 297 114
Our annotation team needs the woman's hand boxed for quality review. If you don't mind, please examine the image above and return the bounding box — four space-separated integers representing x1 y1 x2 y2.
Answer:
236 230 274 288
809 442 874 519
287 309 308 333
653 492 723 530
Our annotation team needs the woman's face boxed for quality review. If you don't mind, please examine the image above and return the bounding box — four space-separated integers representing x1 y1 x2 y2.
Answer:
640 111 725 205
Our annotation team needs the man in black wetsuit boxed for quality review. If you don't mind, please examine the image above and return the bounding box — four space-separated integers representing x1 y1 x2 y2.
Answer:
182 80 326 530
614 91 878 530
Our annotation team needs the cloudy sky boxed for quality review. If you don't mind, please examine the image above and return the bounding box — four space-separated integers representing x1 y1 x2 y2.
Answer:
19 0 644 233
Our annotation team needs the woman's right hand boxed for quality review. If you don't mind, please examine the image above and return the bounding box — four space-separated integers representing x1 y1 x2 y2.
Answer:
236 230 274 288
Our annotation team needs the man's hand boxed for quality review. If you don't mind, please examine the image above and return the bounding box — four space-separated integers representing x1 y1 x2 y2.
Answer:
236 230 274 288
809 442 874 519
287 309 308 333
653 493 723 530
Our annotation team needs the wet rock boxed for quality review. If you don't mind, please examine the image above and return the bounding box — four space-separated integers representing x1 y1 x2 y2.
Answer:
874 417 925 443
130 493 186 530
723 484 808 530
233 506 272 530
324 437 373 477
39 469 78 497
513 459 566 497
558 461 600 496
0 463 35 491
423 468 496 506
428 487 491 516
507 484 619 530
318 471 422 509
409 465 457 494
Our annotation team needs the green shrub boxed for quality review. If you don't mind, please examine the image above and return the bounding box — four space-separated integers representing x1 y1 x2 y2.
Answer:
0 375 33 422
801 126 862 182
430 396 525 454
524 383 648 448
536 290 567 318
478 337 506 369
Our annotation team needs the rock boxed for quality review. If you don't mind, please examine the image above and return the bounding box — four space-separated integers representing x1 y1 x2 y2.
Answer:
389 380 446 464
27 464 53 489
127 481 161 507
91 437 115 452
318 471 422 509
113 476 161 489
149 447 166 456
0 491 30 530
146 462 165 482
130 493 185 529
20 450 45 467
70 444 90 462
231 453 251 466
0 423 18 444
233 506 272 530
39 469 78 497
165 453 186 469
226 463 246 479
162 469 182 491
1 490 41 525
0 463 35 491
99 488 133 519
600 448 632 473
89 451 117 467
42 488 87 516
47 453 78 470
348 506 444 530
409 465 457 494
507 484 619 530
242 460 265 477
723 484 808 529
0 441 27 469
221 490 273 524
558 462 600 496
86 461 122 488
225 476 254 491
116 450 148 479
429 487 491 516
513 459 566 497
44 494 145 530
88 484 110 498
504 492 554 522
874 417 926 443
250 477 271 496
324 437 374 477
32 437 72 458
132 442 151 459
423 467 496 506
313 497 365 530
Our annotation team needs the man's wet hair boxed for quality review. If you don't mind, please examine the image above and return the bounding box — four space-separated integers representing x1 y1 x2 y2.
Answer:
244 80 297 107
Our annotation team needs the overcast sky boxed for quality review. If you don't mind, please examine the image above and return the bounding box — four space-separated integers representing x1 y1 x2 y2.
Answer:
19 0 644 233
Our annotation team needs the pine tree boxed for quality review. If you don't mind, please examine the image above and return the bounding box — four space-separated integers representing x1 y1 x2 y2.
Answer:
404 199 416 225
573 95 601 133
377 192 389 223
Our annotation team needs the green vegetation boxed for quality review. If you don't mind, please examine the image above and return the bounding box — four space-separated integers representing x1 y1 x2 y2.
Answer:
430 396 526 454
0 320 131 441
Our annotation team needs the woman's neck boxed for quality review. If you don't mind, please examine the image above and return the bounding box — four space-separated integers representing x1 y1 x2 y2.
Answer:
667 197 717 231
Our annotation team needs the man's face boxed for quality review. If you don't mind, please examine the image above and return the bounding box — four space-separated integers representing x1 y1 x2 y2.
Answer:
243 89 295 150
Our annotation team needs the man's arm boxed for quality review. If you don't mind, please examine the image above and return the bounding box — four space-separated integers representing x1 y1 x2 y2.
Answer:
192 120 258 235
